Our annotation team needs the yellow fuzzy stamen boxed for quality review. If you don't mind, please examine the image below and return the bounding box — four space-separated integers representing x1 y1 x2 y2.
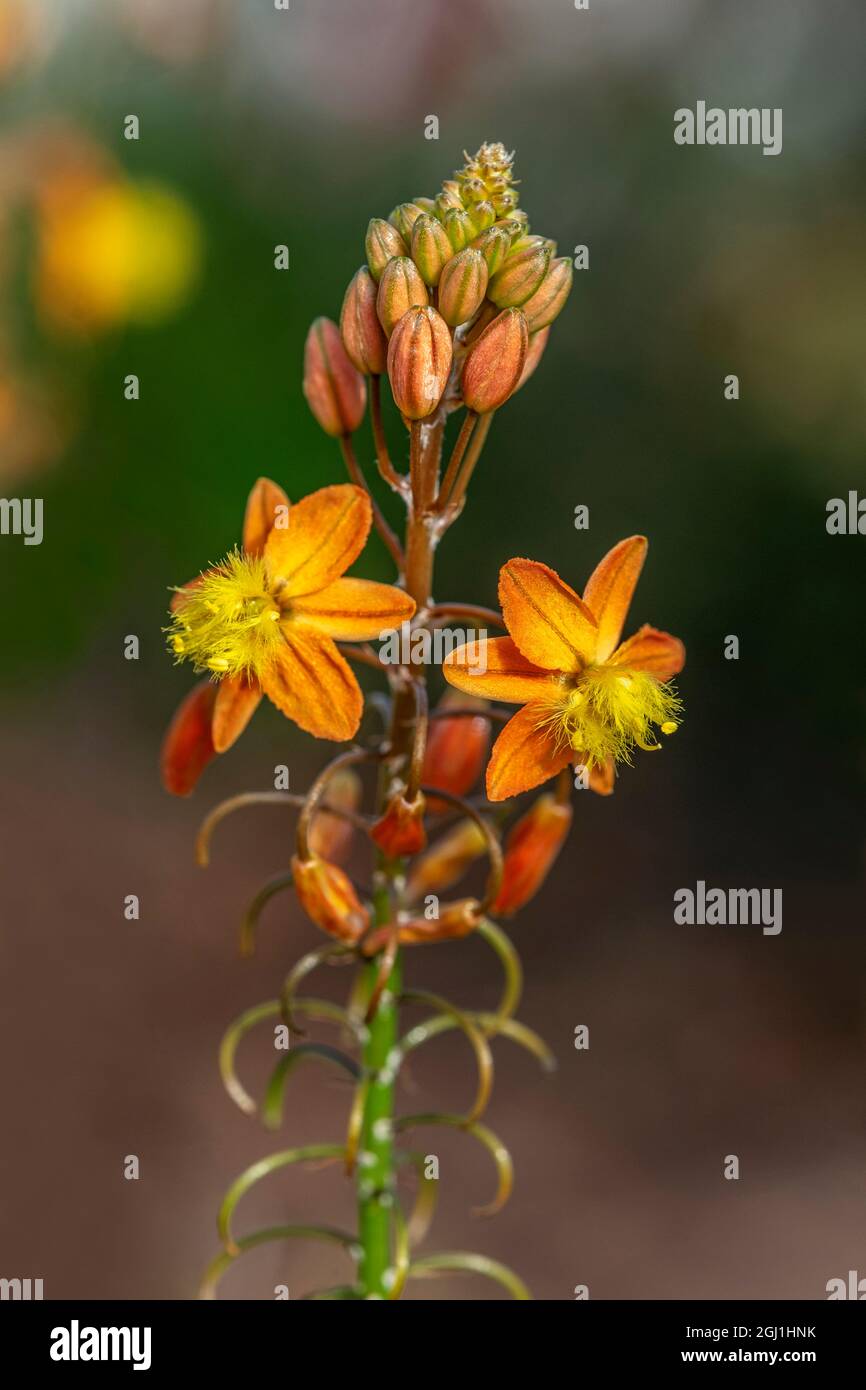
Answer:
536 664 683 768
166 549 284 680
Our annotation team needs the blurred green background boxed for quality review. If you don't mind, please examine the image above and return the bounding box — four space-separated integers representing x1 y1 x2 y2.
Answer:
1 0 864 1301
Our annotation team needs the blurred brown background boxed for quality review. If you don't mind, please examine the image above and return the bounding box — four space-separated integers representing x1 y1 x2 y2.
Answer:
1 0 864 1300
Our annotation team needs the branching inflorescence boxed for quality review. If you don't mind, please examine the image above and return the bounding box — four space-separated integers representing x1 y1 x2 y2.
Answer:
161 142 685 1301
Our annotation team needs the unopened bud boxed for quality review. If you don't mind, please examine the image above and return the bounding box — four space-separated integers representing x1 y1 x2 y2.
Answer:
492 794 572 917
386 305 452 419
365 217 408 281
389 202 425 240
413 195 437 214
376 255 428 336
443 207 476 253
410 213 454 287
407 820 488 901
467 200 496 234
521 256 574 332
340 266 388 376
461 307 528 413
488 245 550 309
437 248 489 328
362 898 482 953
514 326 550 393
462 299 498 347
292 853 370 943
423 692 489 807
460 176 487 205
471 225 511 275
434 189 464 219
495 214 528 244
303 316 366 437
509 234 557 257
309 767 362 863
371 791 427 857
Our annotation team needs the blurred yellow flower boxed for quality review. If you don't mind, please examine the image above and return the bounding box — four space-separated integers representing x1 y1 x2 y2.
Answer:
35 175 201 334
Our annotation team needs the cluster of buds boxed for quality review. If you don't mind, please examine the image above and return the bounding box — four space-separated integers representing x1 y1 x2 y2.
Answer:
316 142 572 428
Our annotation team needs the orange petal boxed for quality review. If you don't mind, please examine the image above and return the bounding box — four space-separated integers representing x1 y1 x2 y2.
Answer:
443 636 560 703
243 477 290 557
498 558 597 672
485 703 573 802
292 854 369 944
264 484 371 598
610 624 685 682
260 627 362 740
588 756 615 796
492 793 572 917
211 674 262 753
160 680 217 796
291 577 415 640
582 535 647 662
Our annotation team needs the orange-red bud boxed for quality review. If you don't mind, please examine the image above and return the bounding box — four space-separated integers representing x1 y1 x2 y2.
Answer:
363 898 482 953
437 248 489 328
488 244 551 309
309 767 362 863
407 819 488 901
422 693 490 806
492 794 572 917
365 217 407 281
376 255 428 336
514 326 550 393
370 791 427 857
386 305 452 420
340 266 388 376
410 213 454 287
303 316 366 437
461 307 528 413
292 853 369 944
521 256 574 332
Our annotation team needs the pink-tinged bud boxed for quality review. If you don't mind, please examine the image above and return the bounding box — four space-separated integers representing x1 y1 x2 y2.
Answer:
410 213 454 287
303 316 367 437
309 767 362 863
292 853 370 944
521 256 574 332
422 692 489 808
514 326 550 393
371 791 427 857
363 898 482 953
365 217 407 281
340 266 388 376
386 305 453 419
488 244 550 309
389 202 425 240
461 307 528 413
407 820 488 901
492 794 572 917
437 248 489 327
471 225 511 275
376 255 428 336
443 207 476 252
467 200 496 234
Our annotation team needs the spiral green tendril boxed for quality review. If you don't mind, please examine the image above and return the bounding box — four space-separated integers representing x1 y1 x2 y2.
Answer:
263 1044 360 1131
396 1111 513 1216
199 1223 358 1299
218 1143 346 1255
408 1251 531 1300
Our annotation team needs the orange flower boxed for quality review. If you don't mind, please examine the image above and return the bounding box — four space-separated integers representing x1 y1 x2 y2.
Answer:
443 537 684 801
292 854 369 944
162 478 415 793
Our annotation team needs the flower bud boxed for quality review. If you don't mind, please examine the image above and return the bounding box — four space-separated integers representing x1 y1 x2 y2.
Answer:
292 853 370 943
386 305 452 419
461 307 528 413
509 234 556 257
413 196 437 214
437 248 489 327
407 819 488 901
303 316 366 437
371 791 427 857
362 898 482 953
495 214 528 244
514 326 550 393
376 255 428 335
471 225 511 275
389 202 425 240
491 794 572 917
488 244 550 309
410 213 453 287
309 767 362 863
340 266 388 375
443 207 476 253
434 189 463 219
462 299 498 347
365 217 407 281
521 256 574 332
467 200 496 234
423 692 489 807
160 679 217 796
460 176 487 205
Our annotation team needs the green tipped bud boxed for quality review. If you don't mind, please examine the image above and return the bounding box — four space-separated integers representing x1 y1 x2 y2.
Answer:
508 233 556 258
521 256 574 332
494 187 521 215
434 189 464 220
413 196 437 214
365 218 408 281
461 307 528 413
387 305 453 420
488 244 550 309
303 316 367 437
467 200 496 234
441 179 463 201
471 225 511 275
376 255 429 335
443 208 476 253
410 213 454 287
340 266 388 376
389 202 425 240
460 176 487 205
514 326 550 393
437 248 489 328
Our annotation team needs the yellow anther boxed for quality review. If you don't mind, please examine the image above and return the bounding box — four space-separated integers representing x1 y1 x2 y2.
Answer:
660 720 678 735
171 635 185 653
208 658 230 671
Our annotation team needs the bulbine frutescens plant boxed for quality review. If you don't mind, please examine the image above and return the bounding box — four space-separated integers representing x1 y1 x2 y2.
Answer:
161 143 686 1300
